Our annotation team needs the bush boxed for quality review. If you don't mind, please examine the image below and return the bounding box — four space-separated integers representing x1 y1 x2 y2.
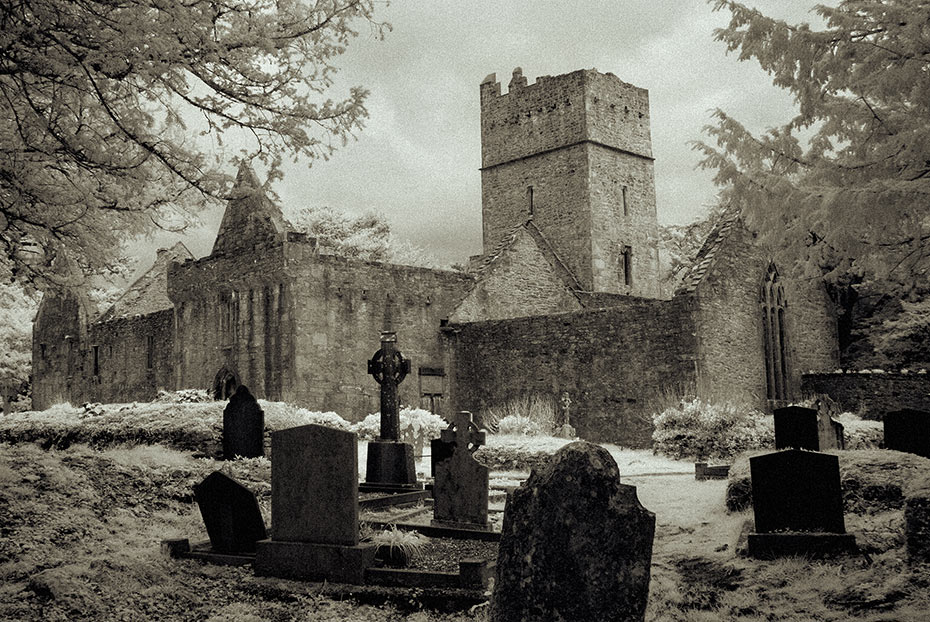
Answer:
474 435 571 471
497 414 542 436
355 407 447 455
836 412 883 450
652 398 773 461
484 394 557 435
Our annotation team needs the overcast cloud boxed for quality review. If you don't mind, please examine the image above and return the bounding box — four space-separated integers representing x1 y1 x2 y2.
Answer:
153 0 827 267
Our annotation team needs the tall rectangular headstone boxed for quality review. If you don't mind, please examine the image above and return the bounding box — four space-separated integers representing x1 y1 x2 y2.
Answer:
750 449 846 534
432 411 490 528
270 424 358 545
884 409 930 458
255 424 376 583
193 471 267 554
774 406 844 451
223 385 264 459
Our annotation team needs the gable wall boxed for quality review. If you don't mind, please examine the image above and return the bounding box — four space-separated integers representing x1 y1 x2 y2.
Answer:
32 289 92 409
450 227 582 323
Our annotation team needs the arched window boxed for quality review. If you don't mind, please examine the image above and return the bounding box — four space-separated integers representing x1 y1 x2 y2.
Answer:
761 264 789 401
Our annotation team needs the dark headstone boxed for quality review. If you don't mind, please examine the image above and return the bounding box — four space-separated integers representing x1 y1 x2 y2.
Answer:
365 440 417 487
491 441 654 622
774 406 844 451
222 385 264 459
270 424 359 545
193 471 267 554
432 411 489 528
750 450 846 534
255 424 377 583
884 409 930 458
905 492 930 564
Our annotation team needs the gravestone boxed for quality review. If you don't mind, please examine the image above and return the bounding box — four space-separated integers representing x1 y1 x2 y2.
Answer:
491 441 654 622
364 330 418 490
774 406 844 451
884 409 930 458
432 411 490 529
193 471 267 554
222 385 264 459
254 424 377 583
748 449 856 558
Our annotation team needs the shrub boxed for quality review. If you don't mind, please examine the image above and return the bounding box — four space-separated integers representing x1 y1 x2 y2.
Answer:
836 412 883 450
497 414 542 436
474 435 571 471
652 398 773 461
355 407 447 455
154 389 214 404
484 394 557 435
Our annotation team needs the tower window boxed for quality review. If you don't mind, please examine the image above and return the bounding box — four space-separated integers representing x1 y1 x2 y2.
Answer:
527 185 534 216
40 343 47 361
621 185 629 216
92 345 100 376
621 246 633 286
146 335 154 370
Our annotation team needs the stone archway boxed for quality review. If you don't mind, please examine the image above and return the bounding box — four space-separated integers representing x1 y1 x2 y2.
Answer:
212 367 241 400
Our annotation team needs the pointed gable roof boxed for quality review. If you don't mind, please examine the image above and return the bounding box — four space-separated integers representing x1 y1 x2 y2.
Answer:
211 161 287 256
676 208 742 295
448 220 584 323
97 242 193 321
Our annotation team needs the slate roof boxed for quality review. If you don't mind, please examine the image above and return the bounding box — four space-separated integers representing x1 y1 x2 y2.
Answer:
96 242 193 322
676 208 742 295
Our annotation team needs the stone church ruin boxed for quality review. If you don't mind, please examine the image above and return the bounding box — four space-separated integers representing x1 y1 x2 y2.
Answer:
32 68 839 446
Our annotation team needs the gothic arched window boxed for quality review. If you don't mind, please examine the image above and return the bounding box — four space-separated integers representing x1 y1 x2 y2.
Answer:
761 264 789 401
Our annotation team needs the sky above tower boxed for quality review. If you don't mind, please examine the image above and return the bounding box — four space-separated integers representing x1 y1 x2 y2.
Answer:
151 0 826 268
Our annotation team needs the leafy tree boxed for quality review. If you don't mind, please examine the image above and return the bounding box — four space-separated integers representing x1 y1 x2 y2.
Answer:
284 205 444 268
696 0 930 365
1 0 383 288
0 280 37 408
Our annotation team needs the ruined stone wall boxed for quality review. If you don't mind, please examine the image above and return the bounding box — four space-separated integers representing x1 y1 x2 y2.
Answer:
802 372 930 419
690 225 770 405
86 310 174 403
32 289 92 410
447 296 697 447
285 244 473 422
690 223 838 407
168 240 293 402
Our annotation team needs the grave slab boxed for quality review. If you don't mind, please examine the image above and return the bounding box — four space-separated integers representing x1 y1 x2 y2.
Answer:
222 385 264 459
193 470 267 554
774 406 844 451
884 409 930 458
750 449 846 534
491 441 654 622
254 539 377 584
271 424 358 545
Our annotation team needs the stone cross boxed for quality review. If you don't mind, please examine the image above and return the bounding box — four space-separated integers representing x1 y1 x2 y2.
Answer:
441 409 486 448
367 331 410 441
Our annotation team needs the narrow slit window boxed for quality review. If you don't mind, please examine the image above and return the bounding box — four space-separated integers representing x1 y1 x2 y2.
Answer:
621 246 633 286
527 185 534 216
92 345 100 376
621 185 629 216
146 335 154 370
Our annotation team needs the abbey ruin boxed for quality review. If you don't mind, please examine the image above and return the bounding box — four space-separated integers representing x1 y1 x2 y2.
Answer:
32 68 840 446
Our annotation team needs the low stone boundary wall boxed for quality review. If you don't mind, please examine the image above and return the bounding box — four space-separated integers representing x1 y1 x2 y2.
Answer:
801 371 930 420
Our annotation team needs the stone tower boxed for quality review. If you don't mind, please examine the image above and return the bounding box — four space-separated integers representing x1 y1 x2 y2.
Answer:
479 68 660 297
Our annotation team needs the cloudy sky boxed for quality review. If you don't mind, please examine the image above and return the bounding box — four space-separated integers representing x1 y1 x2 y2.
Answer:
160 0 827 268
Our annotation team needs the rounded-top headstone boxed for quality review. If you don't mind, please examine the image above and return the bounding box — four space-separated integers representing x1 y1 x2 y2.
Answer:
491 441 655 622
223 385 264 459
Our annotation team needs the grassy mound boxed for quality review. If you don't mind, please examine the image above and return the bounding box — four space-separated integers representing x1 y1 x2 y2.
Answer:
725 449 930 513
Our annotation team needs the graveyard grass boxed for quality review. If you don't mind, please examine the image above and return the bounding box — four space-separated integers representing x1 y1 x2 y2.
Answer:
2 412 930 620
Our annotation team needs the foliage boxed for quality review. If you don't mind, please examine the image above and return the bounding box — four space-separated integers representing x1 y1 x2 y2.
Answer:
496 415 543 436
154 389 214 404
652 398 774 460
1 0 384 288
0 281 37 394
369 526 429 567
284 205 444 268
836 411 883 450
473 435 572 471
355 407 447 455
483 394 557 435
725 448 930 513
696 0 930 365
